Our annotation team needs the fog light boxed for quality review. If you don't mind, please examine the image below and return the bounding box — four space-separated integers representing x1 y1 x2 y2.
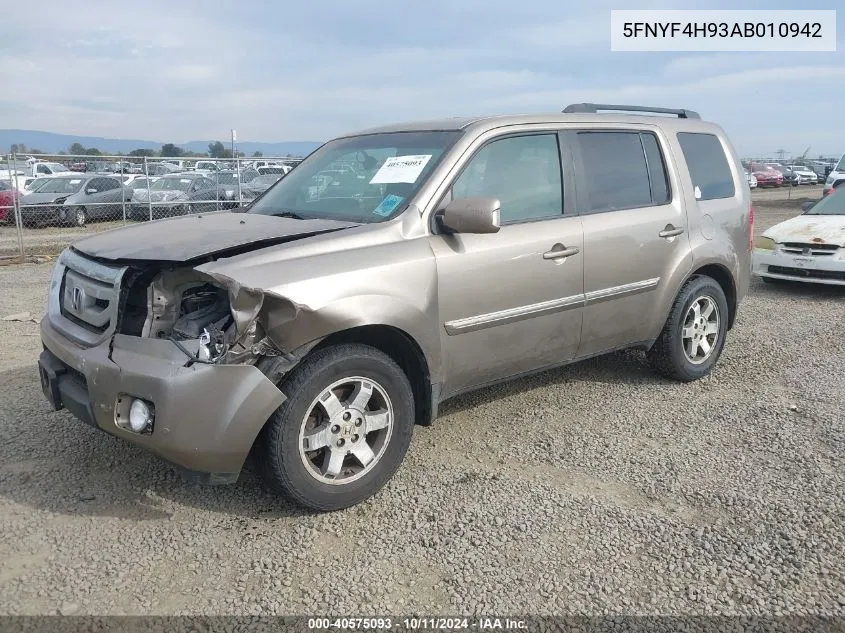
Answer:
128 399 154 433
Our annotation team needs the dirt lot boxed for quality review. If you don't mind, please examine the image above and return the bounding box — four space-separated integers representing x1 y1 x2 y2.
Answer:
0 189 842 616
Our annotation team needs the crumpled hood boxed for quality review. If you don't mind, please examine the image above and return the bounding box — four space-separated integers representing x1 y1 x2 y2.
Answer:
764 214 845 247
71 212 359 262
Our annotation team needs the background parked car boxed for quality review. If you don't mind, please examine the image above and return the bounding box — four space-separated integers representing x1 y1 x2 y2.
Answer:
19 174 128 227
769 165 799 187
213 169 260 207
0 180 20 223
129 173 224 220
749 163 783 187
744 169 758 189
241 173 282 200
145 162 182 176
785 165 818 184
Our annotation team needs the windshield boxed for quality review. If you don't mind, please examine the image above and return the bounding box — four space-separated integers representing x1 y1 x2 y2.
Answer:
806 191 845 215
836 156 845 172
35 178 85 194
27 179 50 192
248 131 461 222
216 173 240 185
131 178 153 189
44 163 68 172
151 177 192 192
250 175 280 187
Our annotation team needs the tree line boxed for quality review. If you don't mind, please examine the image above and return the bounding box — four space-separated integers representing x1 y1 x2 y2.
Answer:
7 141 268 159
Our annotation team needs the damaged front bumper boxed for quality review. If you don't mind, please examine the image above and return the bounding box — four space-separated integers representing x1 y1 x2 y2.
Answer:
39 317 286 483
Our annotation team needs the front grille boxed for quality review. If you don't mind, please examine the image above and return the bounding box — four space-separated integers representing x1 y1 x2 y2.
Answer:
48 249 128 347
781 242 840 257
768 265 845 282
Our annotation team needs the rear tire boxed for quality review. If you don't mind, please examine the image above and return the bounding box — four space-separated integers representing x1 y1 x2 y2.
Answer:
647 275 729 382
256 343 415 511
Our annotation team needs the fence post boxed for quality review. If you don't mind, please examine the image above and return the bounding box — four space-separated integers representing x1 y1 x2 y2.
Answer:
6 153 25 260
215 160 220 211
236 154 242 207
120 160 127 224
143 157 153 222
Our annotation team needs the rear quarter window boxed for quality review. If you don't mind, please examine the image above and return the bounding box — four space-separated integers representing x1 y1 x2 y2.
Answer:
677 132 736 200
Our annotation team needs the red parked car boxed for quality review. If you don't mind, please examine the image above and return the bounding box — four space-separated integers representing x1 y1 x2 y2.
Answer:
748 163 783 187
0 180 19 223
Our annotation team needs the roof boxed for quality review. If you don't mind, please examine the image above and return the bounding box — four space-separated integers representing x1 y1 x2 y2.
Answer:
342 111 715 138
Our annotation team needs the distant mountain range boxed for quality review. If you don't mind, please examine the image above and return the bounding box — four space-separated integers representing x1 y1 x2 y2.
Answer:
0 129 322 158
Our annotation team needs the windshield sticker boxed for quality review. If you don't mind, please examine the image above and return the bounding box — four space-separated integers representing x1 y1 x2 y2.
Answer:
369 155 432 184
373 194 405 217
69 179 81 184
180 179 191 184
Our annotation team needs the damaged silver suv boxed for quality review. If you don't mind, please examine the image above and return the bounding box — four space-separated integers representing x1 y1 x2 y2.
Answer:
38 104 751 511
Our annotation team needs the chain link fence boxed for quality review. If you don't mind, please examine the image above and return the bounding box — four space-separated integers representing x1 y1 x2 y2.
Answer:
0 153 301 260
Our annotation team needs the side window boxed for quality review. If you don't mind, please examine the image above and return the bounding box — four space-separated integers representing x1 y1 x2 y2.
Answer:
577 132 655 213
37 164 49 174
101 178 120 191
86 178 103 191
451 134 563 224
677 132 736 200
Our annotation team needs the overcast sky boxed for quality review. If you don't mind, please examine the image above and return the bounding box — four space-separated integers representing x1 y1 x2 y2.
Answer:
0 0 842 156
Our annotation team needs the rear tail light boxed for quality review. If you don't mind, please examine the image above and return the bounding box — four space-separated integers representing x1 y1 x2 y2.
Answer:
749 205 754 251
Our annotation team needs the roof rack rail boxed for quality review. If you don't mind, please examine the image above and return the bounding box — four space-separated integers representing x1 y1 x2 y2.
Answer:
562 103 701 119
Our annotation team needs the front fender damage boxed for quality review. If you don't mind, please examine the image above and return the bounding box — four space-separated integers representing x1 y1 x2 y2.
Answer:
202 272 320 385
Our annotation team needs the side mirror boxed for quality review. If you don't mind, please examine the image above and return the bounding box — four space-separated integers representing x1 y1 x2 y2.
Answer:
801 201 815 213
440 197 501 234
86 187 98 194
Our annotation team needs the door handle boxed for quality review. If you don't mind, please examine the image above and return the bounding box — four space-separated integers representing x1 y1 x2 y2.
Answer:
659 225 685 238
543 245 580 260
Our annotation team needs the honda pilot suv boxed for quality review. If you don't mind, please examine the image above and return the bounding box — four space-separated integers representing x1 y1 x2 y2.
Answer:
38 104 751 511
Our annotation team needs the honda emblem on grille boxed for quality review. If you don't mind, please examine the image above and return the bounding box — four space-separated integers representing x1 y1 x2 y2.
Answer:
802 248 811 255
70 286 85 312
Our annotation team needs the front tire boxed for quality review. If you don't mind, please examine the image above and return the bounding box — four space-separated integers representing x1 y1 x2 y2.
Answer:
647 275 729 382
256 343 415 511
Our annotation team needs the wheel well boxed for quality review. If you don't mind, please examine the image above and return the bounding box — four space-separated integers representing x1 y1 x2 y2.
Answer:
690 264 737 328
313 325 434 426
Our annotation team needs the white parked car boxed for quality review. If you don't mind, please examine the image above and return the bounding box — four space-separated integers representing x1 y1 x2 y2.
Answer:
752 190 845 285
823 154 845 196
744 169 758 189
193 161 222 173
786 165 819 185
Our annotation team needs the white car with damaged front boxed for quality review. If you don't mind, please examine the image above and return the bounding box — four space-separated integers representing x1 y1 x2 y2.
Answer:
752 192 845 285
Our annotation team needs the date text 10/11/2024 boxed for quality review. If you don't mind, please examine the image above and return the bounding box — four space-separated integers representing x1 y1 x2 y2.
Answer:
307 617 528 630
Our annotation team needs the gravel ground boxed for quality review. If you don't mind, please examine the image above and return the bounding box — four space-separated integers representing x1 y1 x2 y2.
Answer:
0 195 842 617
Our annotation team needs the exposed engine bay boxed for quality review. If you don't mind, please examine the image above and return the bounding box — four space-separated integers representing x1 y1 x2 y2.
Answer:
118 266 276 366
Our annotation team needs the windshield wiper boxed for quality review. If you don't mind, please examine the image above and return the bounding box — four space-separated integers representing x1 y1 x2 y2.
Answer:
264 210 308 220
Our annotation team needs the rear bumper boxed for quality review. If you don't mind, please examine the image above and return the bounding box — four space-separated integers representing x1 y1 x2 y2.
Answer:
752 249 845 286
39 317 286 480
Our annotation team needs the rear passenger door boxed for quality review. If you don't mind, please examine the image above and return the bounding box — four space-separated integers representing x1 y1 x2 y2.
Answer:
569 129 692 357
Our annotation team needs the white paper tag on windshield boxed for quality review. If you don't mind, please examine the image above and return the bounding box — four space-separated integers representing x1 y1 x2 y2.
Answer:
369 155 432 184
70 179 81 184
